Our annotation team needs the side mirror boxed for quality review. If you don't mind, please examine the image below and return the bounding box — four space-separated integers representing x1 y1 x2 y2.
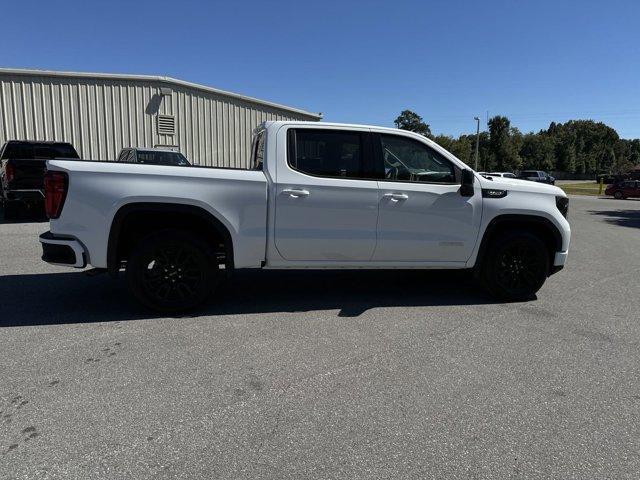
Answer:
460 169 475 197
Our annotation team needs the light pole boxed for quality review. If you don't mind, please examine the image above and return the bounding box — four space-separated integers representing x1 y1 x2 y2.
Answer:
473 117 480 171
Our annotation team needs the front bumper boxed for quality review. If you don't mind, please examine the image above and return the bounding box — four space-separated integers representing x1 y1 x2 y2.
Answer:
549 250 568 275
554 250 568 266
39 231 86 268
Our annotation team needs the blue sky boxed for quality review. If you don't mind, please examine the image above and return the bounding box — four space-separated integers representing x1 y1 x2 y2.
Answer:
2 0 639 138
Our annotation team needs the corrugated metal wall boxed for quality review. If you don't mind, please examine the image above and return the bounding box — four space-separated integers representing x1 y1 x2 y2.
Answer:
0 72 319 168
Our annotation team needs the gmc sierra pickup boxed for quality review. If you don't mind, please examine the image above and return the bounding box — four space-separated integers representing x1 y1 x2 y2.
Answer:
39 121 571 312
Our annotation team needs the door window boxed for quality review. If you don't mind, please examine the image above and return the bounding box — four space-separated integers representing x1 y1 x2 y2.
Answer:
288 129 366 179
380 134 456 184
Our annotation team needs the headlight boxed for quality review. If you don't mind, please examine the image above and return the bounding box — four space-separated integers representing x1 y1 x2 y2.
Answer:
556 196 569 218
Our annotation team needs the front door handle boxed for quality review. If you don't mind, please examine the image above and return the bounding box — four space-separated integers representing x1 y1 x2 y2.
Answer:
383 193 409 201
282 188 310 198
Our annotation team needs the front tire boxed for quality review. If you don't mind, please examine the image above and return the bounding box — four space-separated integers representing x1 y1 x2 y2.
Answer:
614 191 623 199
480 231 549 301
126 230 220 313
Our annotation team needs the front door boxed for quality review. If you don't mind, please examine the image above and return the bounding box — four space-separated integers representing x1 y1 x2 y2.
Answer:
274 127 379 262
373 133 482 263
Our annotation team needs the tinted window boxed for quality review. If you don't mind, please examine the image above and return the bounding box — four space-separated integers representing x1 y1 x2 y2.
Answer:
252 131 265 170
136 151 190 166
289 129 364 178
1 142 78 160
380 134 455 184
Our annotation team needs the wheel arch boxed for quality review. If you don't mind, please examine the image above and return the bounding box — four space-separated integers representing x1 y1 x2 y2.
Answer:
474 214 562 274
107 202 234 276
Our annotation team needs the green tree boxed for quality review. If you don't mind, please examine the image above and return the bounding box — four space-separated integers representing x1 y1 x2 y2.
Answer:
554 129 577 173
394 113 640 175
394 110 431 137
433 134 474 166
520 133 555 171
449 135 474 165
488 116 521 171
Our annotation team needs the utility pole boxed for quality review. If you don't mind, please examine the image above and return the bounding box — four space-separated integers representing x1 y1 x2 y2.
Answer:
474 117 480 171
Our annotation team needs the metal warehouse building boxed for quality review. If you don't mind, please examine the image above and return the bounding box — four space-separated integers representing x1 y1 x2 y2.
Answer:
0 68 321 168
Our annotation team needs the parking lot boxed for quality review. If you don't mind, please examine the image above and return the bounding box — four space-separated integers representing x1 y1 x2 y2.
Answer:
1 195 639 479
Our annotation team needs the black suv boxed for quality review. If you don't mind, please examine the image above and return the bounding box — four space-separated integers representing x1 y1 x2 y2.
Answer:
0 140 79 219
518 170 555 185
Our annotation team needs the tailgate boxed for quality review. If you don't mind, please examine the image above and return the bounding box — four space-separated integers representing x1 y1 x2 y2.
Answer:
5 159 47 190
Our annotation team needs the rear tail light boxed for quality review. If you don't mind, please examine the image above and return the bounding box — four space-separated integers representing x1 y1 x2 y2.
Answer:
5 162 15 183
44 170 68 219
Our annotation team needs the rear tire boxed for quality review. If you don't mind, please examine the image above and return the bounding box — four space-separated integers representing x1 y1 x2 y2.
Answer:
126 230 220 313
479 231 549 301
614 191 623 199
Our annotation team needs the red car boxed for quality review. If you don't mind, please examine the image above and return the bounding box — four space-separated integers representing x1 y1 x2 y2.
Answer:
605 180 640 199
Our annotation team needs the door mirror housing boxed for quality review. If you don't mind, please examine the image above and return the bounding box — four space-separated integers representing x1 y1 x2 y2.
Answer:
460 169 475 197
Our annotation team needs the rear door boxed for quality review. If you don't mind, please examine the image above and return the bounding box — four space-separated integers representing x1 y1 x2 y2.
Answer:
273 127 379 262
373 132 482 263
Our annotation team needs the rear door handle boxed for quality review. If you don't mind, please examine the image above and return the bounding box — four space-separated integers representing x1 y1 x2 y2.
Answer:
383 193 409 201
282 188 310 198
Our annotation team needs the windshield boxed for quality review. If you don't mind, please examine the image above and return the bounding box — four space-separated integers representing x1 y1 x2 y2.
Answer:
137 151 190 166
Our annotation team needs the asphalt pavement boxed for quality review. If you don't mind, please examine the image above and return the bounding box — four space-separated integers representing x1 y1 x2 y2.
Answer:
1 196 639 479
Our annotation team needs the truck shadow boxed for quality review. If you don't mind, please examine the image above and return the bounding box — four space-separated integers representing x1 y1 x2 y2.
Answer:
0 269 499 327
589 209 640 229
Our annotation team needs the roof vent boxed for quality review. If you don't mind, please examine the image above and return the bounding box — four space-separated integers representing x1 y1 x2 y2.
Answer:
157 115 175 136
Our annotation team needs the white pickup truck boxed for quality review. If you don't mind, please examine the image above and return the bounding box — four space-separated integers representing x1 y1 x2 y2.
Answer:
40 121 570 312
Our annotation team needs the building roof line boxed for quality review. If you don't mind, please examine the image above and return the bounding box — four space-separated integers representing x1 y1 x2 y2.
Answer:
0 67 322 120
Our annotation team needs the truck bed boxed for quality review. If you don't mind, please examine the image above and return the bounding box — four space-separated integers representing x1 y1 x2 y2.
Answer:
46 160 268 269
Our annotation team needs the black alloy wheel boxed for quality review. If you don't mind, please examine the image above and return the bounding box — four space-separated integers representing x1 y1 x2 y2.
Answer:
480 231 549 301
126 230 219 313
